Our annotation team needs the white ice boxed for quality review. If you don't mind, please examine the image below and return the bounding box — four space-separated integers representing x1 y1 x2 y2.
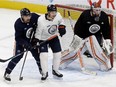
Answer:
0 9 116 87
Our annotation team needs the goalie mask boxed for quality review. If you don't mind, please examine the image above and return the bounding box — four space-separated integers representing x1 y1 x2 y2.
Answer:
90 1 101 22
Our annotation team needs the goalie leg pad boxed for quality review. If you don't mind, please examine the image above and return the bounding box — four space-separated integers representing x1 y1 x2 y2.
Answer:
60 41 87 69
60 51 77 69
85 35 110 71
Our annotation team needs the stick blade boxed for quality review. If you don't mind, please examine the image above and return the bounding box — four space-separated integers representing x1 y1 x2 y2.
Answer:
0 59 7 63
19 77 23 81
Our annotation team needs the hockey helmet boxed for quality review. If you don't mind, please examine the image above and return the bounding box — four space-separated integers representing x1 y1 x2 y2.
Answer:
20 8 31 16
90 1 101 20
91 1 101 9
47 4 57 12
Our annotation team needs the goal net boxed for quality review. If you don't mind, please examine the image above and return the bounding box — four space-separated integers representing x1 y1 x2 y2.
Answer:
55 4 115 68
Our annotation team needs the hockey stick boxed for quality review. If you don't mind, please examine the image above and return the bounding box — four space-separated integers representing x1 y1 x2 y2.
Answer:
0 51 26 62
19 31 35 81
0 35 58 63
67 11 82 50
19 51 28 80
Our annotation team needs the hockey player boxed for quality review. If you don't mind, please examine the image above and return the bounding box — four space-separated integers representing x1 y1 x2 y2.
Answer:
60 1 113 73
35 4 66 80
4 8 42 81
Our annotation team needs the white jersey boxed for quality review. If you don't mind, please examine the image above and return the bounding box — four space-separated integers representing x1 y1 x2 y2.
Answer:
35 12 65 40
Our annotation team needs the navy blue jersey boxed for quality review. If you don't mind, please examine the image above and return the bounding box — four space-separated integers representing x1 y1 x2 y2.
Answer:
14 13 40 46
74 10 111 40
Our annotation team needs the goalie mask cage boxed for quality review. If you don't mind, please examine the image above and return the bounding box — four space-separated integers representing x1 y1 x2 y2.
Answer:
55 4 114 68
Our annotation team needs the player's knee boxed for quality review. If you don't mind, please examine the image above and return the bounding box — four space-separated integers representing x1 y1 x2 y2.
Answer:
40 53 48 60
53 52 61 59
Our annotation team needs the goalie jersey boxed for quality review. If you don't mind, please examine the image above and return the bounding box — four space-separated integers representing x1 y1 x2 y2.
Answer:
74 10 111 43
35 12 64 40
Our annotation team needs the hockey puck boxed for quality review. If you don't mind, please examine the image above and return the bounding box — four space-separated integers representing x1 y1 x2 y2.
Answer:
19 77 23 81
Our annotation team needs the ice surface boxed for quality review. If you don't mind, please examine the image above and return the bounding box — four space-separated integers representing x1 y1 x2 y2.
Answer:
0 9 116 87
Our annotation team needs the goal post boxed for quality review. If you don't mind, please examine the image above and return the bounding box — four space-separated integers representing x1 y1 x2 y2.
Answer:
55 4 114 68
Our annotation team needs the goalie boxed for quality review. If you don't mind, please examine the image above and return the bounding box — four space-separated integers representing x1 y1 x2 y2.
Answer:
60 1 113 73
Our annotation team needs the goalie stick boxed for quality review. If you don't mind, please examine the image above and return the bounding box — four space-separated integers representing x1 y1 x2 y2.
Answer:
67 11 82 50
0 34 58 63
67 11 74 30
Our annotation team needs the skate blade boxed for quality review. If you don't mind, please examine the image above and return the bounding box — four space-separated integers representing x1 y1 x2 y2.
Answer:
53 75 63 80
41 79 48 83
41 80 46 83
4 79 11 84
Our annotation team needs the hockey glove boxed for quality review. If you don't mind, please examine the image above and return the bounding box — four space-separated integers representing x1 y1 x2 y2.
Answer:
31 38 40 49
58 25 66 37
102 39 114 55
24 42 33 50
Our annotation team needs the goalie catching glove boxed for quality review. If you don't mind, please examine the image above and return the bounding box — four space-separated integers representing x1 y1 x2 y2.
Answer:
24 38 40 50
58 25 66 37
102 39 114 55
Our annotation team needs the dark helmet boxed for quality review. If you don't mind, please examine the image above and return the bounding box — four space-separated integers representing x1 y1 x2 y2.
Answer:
47 4 57 12
20 8 31 16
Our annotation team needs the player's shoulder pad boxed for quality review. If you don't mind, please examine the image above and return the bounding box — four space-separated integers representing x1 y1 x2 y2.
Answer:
56 12 62 17
82 9 90 15
31 13 40 16
37 14 45 24
78 9 90 18
38 14 45 20
55 12 63 20
101 11 108 16
57 12 61 15
31 13 40 18
14 18 23 31
15 18 22 26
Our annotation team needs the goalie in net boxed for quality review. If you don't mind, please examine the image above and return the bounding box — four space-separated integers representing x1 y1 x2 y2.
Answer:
60 1 114 74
